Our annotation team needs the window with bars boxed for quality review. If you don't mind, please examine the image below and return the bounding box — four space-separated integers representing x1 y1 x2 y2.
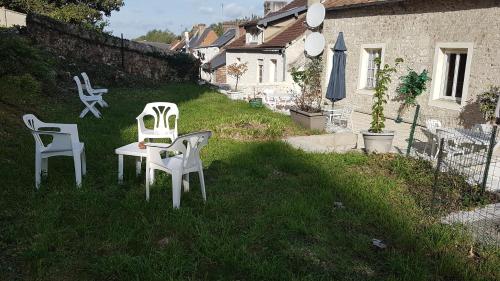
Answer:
365 49 381 89
442 52 468 101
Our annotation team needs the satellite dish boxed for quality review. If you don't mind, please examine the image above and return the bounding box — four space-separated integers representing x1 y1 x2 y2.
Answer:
305 32 325 57
306 3 326 28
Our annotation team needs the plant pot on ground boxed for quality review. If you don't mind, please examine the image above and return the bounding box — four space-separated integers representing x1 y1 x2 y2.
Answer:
362 57 403 154
289 57 325 131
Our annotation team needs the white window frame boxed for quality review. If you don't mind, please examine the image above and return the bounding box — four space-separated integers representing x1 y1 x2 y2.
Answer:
258 59 264 83
358 44 385 94
429 42 474 111
246 31 262 45
269 59 278 83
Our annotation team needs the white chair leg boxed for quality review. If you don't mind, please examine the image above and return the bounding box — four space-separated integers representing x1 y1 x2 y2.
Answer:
183 173 190 192
198 165 206 202
172 172 182 209
41 158 48 176
149 168 155 185
81 150 87 176
73 153 82 188
145 163 150 201
88 102 101 118
79 107 90 118
35 153 42 189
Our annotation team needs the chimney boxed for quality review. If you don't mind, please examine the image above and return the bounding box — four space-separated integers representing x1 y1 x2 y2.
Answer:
307 0 321 7
264 1 288 15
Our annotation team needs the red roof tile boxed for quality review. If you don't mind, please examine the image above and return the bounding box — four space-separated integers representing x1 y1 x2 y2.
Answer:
227 15 306 50
324 0 403 10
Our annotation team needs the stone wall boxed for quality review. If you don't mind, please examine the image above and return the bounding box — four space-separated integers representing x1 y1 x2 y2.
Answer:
322 0 500 126
25 14 199 82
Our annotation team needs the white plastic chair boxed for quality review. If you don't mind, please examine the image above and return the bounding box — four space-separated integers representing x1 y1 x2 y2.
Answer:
137 102 179 142
81 72 109 107
264 93 277 110
74 76 103 118
145 131 212 208
23 114 86 189
326 107 353 130
423 119 442 158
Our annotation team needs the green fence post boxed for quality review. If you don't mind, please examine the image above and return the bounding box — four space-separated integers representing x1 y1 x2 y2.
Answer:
481 125 497 193
432 138 445 212
406 104 421 157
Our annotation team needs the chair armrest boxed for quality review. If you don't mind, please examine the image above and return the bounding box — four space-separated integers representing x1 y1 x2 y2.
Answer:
92 89 108 94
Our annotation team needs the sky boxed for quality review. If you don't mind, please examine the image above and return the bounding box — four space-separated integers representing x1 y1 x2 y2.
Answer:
107 0 265 39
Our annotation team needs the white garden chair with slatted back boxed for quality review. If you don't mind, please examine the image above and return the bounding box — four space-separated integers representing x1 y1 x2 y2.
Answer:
81 72 109 107
145 131 212 208
423 119 442 158
136 102 179 142
326 106 354 131
23 114 86 189
74 76 103 118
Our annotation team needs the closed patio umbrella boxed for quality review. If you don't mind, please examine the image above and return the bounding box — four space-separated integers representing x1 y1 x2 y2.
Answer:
326 32 347 107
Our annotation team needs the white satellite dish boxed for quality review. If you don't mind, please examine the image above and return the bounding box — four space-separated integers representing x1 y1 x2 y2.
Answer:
305 32 325 57
306 3 326 28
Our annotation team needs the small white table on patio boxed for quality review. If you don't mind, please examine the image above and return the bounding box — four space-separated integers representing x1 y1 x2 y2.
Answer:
115 142 148 184
431 127 491 159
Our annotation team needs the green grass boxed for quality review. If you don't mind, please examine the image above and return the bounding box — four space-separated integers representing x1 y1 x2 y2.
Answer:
0 84 499 280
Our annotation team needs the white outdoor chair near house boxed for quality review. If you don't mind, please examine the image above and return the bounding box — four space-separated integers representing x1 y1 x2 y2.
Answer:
263 89 277 110
326 106 353 131
23 114 86 189
81 72 109 107
422 119 442 158
137 102 179 142
145 131 212 208
74 76 103 118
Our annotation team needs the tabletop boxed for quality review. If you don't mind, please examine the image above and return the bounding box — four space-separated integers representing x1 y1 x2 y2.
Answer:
115 142 148 157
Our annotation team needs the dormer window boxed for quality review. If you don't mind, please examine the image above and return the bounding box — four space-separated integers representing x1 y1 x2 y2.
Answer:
246 30 262 45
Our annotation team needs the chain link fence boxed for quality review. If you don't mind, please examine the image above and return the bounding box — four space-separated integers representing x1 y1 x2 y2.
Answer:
407 105 500 249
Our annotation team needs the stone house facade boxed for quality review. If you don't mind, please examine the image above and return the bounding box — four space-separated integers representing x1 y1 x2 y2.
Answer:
322 0 500 126
0 6 26 27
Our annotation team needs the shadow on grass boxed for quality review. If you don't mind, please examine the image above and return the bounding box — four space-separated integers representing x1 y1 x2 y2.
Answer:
1 84 498 281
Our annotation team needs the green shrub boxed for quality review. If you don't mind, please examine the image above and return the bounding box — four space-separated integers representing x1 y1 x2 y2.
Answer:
0 74 42 106
0 30 56 87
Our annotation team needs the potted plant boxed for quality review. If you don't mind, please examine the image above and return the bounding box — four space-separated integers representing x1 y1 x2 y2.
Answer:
477 85 500 124
249 88 263 108
289 57 324 131
395 69 431 123
362 57 403 153
227 62 248 100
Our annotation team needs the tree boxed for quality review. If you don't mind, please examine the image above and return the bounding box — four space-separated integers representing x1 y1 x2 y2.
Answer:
0 0 124 30
209 22 224 37
227 62 248 91
135 29 177 44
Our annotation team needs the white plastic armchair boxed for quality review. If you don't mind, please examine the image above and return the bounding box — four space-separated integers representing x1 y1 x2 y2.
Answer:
23 114 86 189
81 72 109 107
145 131 212 208
74 76 103 118
137 102 179 142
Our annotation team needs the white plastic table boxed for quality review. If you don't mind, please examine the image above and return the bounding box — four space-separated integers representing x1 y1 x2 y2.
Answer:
115 142 148 184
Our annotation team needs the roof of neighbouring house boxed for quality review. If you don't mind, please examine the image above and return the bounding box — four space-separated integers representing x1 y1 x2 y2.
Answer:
207 29 236 48
190 28 219 49
226 14 307 50
138 41 171 51
324 0 405 10
203 51 227 71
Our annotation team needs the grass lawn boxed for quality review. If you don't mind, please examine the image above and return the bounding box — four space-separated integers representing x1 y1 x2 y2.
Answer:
0 83 498 280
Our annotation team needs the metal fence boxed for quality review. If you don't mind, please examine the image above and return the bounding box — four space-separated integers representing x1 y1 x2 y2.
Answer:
407 105 500 249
